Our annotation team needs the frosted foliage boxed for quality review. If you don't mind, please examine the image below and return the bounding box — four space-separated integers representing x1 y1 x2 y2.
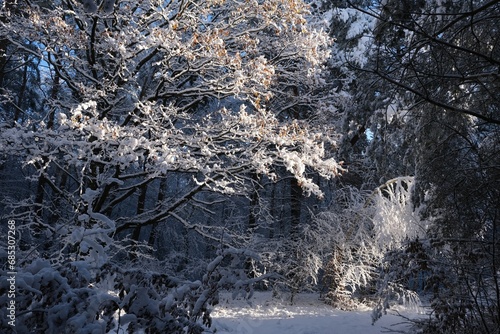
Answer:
372 177 424 251
0 0 341 196
313 188 377 302
331 8 376 68
313 177 425 310
40 101 342 197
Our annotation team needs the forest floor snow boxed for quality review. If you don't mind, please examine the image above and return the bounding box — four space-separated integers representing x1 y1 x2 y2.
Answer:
208 291 426 334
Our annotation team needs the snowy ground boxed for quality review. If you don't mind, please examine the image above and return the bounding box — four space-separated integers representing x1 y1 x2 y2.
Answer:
208 292 426 334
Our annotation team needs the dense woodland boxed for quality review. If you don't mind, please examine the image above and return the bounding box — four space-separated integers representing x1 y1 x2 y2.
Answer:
0 0 499 333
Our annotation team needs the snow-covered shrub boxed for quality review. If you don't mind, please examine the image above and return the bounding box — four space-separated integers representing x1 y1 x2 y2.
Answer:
314 185 377 309
0 248 265 333
263 238 324 303
314 177 426 312
370 238 427 324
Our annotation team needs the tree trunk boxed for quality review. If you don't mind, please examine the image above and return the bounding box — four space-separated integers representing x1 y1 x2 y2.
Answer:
290 177 302 241
130 182 148 261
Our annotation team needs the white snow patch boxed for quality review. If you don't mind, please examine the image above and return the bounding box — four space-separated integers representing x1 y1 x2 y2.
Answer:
209 291 424 334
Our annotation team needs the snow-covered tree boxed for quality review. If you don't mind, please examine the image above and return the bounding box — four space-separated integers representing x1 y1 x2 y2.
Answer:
0 0 343 331
311 177 424 312
350 1 500 331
